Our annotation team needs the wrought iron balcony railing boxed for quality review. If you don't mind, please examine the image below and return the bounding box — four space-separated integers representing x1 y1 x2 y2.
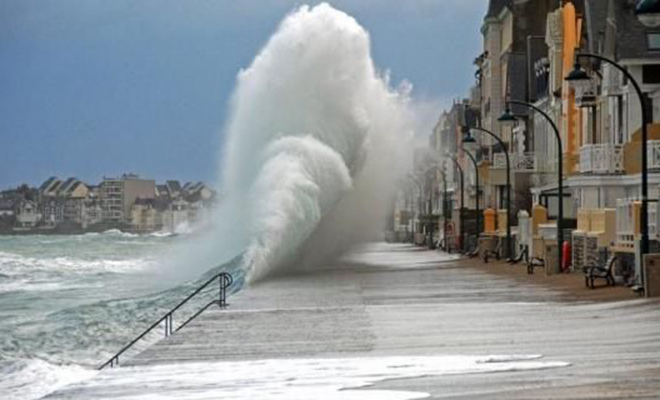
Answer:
648 140 660 171
579 144 624 174
493 152 536 171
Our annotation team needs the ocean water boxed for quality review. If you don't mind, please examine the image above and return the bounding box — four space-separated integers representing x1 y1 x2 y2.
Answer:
0 232 243 400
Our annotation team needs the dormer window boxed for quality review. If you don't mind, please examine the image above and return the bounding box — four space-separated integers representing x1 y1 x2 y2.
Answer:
648 32 660 50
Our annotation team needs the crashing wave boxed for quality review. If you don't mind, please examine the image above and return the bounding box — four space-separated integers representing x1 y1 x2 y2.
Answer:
208 3 411 283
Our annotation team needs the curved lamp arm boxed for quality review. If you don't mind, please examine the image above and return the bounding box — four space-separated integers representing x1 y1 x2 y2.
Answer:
507 100 562 150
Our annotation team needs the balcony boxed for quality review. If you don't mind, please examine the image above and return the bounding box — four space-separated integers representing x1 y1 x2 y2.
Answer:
579 144 624 174
493 152 536 171
649 140 660 171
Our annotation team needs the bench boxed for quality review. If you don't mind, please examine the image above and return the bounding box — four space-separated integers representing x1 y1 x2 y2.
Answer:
438 237 451 253
483 238 501 263
631 285 645 297
510 245 528 265
583 256 617 289
527 257 544 274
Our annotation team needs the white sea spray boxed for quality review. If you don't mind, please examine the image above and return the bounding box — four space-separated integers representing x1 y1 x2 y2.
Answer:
177 3 414 283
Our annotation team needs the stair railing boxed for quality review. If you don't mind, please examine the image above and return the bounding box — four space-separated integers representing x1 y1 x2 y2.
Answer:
98 271 233 370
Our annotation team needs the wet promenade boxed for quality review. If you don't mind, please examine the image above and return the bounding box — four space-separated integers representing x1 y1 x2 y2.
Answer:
48 243 660 399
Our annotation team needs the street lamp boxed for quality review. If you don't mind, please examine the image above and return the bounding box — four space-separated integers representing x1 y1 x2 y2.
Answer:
421 165 445 250
564 63 591 89
635 0 660 27
446 154 465 252
498 107 517 125
566 53 651 285
462 125 513 260
500 99 563 274
462 147 481 241
422 168 437 248
406 173 423 238
462 127 477 144
398 180 417 242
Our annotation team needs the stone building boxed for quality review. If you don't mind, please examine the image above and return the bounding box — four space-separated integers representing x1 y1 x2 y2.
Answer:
474 0 560 216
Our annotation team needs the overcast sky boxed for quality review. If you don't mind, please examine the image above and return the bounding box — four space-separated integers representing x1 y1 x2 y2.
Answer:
0 0 488 188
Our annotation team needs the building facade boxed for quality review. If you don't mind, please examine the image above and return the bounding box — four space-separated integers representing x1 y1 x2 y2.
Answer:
101 174 156 224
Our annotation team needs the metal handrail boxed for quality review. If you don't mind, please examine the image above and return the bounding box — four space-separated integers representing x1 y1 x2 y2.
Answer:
98 271 233 370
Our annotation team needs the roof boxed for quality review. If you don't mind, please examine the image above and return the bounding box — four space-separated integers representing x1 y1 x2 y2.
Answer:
0 198 15 210
611 0 660 60
154 197 170 211
18 199 37 208
166 180 182 193
485 0 510 19
58 177 77 195
68 181 81 194
156 185 170 197
133 197 155 206
39 176 62 192
184 191 202 203
185 181 205 194
39 177 58 192
47 180 63 194
584 0 611 53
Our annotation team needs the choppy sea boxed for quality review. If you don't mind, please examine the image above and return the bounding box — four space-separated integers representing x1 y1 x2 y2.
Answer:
0 231 243 400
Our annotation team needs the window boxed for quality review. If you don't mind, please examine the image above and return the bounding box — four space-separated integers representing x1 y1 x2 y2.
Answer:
649 33 660 50
642 64 660 84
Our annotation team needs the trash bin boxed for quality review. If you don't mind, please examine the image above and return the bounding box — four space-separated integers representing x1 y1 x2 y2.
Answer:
545 242 559 275
643 253 660 297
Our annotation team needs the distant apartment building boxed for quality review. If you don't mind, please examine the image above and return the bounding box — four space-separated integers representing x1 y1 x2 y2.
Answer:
38 177 90 227
16 199 40 228
183 181 215 202
101 174 155 223
60 178 90 222
160 198 190 232
41 197 65 226
130 198 160 232
82 199 103 229
0 199 14 218
166 180 183 198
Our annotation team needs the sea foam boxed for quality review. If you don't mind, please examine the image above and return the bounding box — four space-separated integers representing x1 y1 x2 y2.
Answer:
47 355 569 399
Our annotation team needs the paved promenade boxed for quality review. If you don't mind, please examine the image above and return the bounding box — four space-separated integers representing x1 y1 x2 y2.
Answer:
48 243 660 399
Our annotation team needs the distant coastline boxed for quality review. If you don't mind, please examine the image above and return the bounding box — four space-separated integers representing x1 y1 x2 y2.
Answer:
0 174 217 237
0 221 161 236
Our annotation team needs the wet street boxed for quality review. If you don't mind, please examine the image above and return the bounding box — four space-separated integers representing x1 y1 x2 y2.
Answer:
48 243 660 399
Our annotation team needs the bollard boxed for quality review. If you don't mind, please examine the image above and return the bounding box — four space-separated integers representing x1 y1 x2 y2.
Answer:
484 208 496 234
